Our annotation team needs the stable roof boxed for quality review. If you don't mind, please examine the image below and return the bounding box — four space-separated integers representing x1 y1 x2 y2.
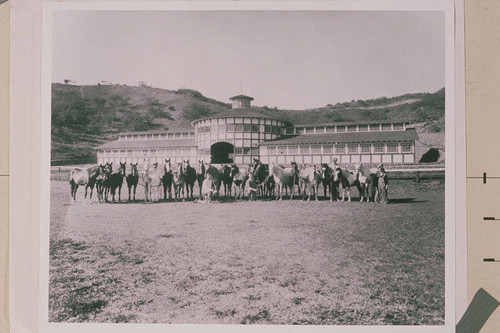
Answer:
259 129 418 146
293 120 409 128
191 107 290 125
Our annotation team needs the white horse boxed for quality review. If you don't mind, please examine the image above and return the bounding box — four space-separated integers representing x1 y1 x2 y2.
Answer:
298 165 323 201
269 162 299 200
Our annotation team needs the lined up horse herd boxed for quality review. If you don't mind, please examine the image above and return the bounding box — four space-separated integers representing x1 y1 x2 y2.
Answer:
68 158 389 204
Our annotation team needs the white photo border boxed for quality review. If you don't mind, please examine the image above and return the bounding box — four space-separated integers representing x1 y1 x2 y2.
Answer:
37 1 460 333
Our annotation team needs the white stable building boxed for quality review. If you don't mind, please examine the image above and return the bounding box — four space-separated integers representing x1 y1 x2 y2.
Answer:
97 94 417 166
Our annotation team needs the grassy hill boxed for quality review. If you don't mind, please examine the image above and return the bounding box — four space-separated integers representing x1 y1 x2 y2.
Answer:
51 83 444 165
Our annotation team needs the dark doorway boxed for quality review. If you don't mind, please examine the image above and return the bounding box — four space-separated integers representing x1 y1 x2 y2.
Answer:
211 142 234 164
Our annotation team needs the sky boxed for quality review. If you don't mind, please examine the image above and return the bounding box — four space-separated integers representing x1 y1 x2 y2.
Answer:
52 10 445 109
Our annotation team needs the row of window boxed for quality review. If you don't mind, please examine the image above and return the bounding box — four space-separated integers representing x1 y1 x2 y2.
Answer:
262 142 412 155
195 117 283 126
295 123 405 134
99 148 197 157
118 132 194 140
196 124 284 135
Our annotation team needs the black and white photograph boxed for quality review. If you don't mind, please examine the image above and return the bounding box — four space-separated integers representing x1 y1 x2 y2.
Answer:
42 3 453 329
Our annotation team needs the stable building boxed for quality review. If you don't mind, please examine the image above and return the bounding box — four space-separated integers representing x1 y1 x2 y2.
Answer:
97 94 418 166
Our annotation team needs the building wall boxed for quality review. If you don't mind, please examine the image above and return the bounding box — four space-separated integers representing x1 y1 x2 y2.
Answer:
193 117 289 163
258 142 415 165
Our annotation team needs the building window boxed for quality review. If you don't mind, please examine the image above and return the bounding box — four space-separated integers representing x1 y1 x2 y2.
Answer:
326 126 335 133
278 146 287 155
305 127 315 134
374 144 384 153
267 146 276 155
288 146 298 154
370 124 380 131
335 144 345 154
227 124 235 132
361 144 371 154
382 124 392 131
218 124 226 132
359 125 368 132
323 145 333 154
299 145 310 155
337 126 346 132
402 143 412 153
251 124 259 132
387 143 398 153
235 124 244 132
243 124 252 132
296 128 304 134
243 148 252 155
311 145 321 154
348 144 358 154
393 123 404 130
272 126 277 134
234 148 243 155
347 125 357 132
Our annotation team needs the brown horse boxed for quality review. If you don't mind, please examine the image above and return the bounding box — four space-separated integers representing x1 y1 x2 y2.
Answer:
68 164 105 204
126 163 139 201
162 159 174 201
196 160 206 198
104 162 126 202
205 163 224 197
251 158 274 197
182 160 197 200
221 164 233 197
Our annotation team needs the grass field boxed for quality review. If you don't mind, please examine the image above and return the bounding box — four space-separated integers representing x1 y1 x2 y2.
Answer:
49 179 445 325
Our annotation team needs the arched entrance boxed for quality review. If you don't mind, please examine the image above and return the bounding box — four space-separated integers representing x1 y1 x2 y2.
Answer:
210 142 234 164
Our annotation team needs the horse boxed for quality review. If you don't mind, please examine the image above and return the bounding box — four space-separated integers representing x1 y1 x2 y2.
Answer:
298 165 323 201
321 163 337 201
104 162 126 202
182 160 197 200
333 167 365 202
354 163 379 202
268 162 298 200
251 158 274 197
230 164 249 200
196 160 206 198
221 164 233 197
172 162 186 201
125 163 139 201
68 164 105 204
205 163 224 197
95 172 107 203
162 159 174 201
366 173 378 202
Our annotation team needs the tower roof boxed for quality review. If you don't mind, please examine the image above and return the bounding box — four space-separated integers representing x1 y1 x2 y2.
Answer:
229 94 254 101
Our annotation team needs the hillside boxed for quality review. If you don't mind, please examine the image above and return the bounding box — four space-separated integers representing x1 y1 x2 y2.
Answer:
51 83 444 165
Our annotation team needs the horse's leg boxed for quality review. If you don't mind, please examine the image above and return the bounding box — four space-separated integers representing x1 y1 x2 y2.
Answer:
118 184 122 202
347 186 351 202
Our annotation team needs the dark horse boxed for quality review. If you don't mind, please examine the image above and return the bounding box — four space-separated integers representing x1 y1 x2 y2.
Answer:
104 162 126 202
69 164 105 204
321 163 338 201
221 164 233 197
182 160 197 200
196 160 206 198
162 159 174 201
126 163 139 201
251 158 274 197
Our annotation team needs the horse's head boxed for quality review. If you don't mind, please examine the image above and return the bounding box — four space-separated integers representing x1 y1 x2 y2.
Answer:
333 167 342 182
119 162 126 174
103 162 113 176
229 163 239 178
129 163 138 176
197 161 205 175
314 165 324 178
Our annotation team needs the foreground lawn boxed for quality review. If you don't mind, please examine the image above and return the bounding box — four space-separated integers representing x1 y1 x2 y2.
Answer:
49 179 445 325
